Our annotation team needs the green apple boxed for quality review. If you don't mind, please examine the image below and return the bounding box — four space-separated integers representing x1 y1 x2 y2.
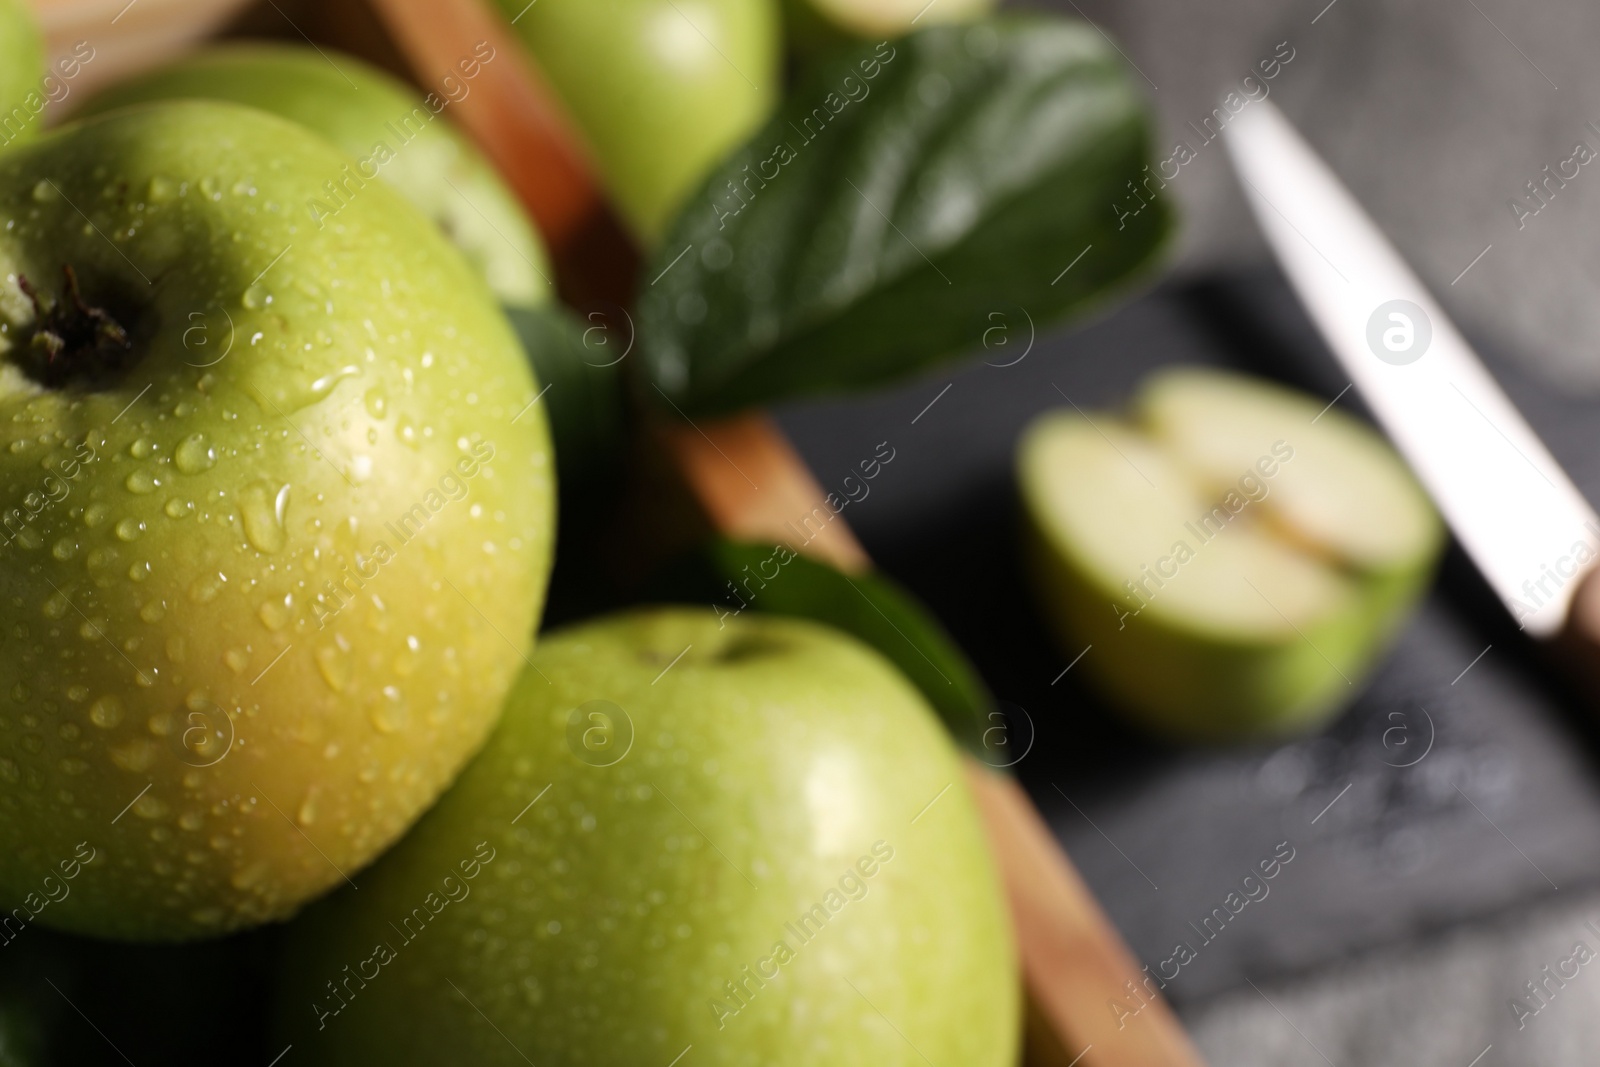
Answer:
0 101 555 940
0 0 45 150
276 608 1018 1066
789 0 995 39
1019 366 1440 740
80 43 552 310
493 0 780 245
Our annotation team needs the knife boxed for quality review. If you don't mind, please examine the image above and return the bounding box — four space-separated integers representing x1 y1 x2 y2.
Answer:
1225 99 1600 642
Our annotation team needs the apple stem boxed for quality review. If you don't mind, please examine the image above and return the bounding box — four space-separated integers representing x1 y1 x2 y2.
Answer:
15 266 133 386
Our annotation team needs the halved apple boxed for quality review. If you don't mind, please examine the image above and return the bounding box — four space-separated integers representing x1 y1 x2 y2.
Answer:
1019 366 1441 740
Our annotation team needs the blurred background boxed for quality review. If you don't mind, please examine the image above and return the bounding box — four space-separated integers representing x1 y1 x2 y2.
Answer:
778 1 1600 1062
16 0 1600 1063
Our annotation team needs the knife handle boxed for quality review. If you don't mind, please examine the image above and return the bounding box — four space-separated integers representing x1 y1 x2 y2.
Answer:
1554 566 1600 690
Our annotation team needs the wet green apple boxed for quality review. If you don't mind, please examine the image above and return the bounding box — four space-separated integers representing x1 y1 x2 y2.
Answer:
277 608 1018 1066
493 0 780 244
1020 366 1440 740
80 43 552 310
0 101 555 940
0 0 45 149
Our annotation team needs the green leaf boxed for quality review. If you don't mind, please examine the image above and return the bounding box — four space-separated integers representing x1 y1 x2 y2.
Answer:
638 15 1173 415
645 538 1004 760
503 302 628 494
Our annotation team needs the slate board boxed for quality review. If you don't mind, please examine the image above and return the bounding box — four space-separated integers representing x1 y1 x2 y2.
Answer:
775 265 1600 1007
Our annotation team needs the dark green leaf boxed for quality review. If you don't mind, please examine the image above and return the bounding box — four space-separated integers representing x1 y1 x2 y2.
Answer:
645 538 1007 759
503 302 628 494
638 15 1173 414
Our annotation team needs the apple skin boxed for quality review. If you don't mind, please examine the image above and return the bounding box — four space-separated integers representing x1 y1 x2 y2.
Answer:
493 0 780 244
1021 512 1378 740
276 608 1018 1066
0 0 45 149
787 0 995 42
78 43 552 310
0 101 555 940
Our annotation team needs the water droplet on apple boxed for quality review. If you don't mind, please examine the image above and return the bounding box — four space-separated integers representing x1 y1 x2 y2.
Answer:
110 738 156 771
307 365 360 403
174 433 217 474
83 503 108 527
139 598 164 622
297 787 319 826
133 793 168 820
147 176 177 203
258 598 290 631
241 284 267 310
369 687 408 733
364 386 387 418
240 481 290 553
51 537 77 561
315 645 351 692
179 810 204 831
396 416 418 447
115 517 144 542
199 177 220 200
224 648 248 673
230 861 268 890
165 498 194 518
31 179 56 203
129 437 155 459
125 470 159 494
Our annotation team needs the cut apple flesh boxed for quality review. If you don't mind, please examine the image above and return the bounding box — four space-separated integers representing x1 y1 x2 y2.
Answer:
1023 416 1354 639
1019 367 1441 740
1137 367 1439 576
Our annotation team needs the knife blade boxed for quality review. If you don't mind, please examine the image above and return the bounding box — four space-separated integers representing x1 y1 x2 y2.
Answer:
1224 99 1600 638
